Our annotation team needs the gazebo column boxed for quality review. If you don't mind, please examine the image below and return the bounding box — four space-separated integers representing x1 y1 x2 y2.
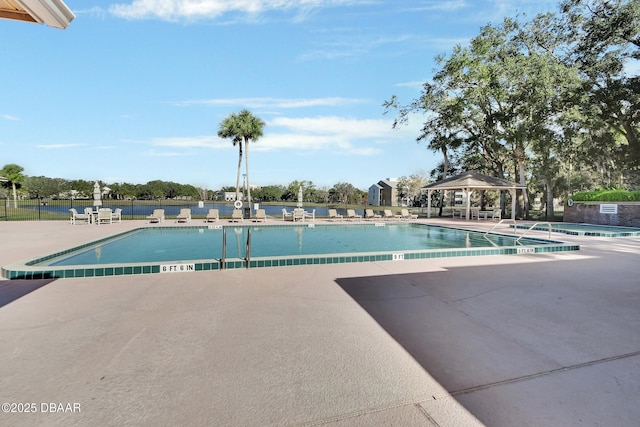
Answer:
427 189 433 218
510 189 516 220
465 187 471 220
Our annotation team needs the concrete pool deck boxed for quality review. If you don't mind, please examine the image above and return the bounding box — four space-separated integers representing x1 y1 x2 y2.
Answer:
1 218 639 426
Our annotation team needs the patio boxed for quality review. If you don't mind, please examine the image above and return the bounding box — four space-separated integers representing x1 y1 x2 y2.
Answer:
1 219 639 426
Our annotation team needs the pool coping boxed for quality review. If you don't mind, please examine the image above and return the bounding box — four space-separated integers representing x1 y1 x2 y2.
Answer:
512 222 640 237
1 223 580 280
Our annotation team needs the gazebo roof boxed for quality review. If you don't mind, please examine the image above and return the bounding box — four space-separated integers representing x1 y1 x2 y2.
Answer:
423 171 526 191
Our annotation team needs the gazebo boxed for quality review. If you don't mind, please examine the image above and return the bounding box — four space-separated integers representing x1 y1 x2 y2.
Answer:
423 171 526 220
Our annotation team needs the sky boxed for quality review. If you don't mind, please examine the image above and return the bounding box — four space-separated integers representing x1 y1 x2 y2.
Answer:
1 0 562 191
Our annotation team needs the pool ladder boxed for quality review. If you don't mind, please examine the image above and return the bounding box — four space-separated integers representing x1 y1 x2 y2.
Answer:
484 219 552 243
220 227 252 270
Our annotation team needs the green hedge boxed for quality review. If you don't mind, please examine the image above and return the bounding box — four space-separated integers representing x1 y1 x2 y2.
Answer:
571 189 640 202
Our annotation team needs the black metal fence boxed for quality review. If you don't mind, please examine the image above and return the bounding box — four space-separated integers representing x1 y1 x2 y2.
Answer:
0 198 231 222
0 198 353 221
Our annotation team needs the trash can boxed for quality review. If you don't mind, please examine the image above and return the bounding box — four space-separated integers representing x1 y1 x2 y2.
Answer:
243 207 251 219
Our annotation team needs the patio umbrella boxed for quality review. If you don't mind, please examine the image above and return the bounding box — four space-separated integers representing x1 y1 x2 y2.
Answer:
297 185 303 208
93 181 102 207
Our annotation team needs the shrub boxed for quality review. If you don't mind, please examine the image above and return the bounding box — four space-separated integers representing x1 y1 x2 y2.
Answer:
571 189 640 202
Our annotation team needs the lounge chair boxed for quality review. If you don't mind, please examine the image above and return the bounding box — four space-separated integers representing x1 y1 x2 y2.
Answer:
111 208 122 223
293 208 304 222
328 209 343 221
69 208 89 225
146 209 165 223
346 209 362 221
400 208 418 220
383 210 400 221
252 209 267 222
303 209 315 222
205 209 219 223
176 208 191 223
97 208 112 225
365 209 381 221
282 208 293 221
230 209 243 223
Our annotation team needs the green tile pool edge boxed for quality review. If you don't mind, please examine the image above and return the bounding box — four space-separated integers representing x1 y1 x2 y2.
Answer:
2 244 580 280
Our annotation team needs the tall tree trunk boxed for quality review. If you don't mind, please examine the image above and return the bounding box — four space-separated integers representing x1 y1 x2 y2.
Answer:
235 143 243 203
438 146 449 217
545 178 555 220
516 145 529 219
12 182 18 209
245 138 251 209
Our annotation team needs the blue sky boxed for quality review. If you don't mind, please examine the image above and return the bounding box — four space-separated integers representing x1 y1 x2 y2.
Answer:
1 0 560 191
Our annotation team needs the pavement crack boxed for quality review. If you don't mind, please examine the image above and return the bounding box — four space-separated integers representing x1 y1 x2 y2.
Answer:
450 349 640 396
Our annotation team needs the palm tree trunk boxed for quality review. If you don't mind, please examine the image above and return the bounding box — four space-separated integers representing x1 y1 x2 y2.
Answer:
12 182 18 209
245 138 251 209
235 143 243 203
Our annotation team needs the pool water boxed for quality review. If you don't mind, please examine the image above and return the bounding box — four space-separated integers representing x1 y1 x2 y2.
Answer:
3 223 579 280
43 223 549 266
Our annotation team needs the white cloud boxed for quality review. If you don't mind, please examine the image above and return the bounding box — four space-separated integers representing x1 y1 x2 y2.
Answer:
36 144 87 149
150 136 228 149
138 114 421 158
2 114 19 121
404 0 469 12
109 0 366 21
175 97 368 109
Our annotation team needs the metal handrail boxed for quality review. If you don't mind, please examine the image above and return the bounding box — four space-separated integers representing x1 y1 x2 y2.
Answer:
484 219 518 236
245 227 252 269
516 222 552 242
221 227 226 270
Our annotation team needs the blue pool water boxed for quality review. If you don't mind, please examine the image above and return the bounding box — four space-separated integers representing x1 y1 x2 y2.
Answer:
43 223 558 266
3 223 579 280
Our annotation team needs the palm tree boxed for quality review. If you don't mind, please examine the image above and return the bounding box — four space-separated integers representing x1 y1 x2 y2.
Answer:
0 163 25 209
217 110 265 208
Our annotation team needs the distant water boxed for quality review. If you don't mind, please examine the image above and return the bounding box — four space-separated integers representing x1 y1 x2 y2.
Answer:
24 202 366 218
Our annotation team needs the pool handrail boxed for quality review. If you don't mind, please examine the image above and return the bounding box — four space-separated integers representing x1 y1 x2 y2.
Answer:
484 219 518 237
516 222 552 242
246 227 251 269
221 227 227 270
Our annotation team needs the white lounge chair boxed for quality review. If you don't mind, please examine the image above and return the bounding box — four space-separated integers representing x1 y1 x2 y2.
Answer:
252 209 267 222
111 208 122 223
69 208 89 225
97 208 112 225
365 209 381 220
282 208 293 221
205 209 219 222
176 208 191 223
293 208 304 222
146 209 165 223
303 209 315 222
230 209 243 223
346 209 362 221
400 209 418 220
383 210 400 221
328 209 343 221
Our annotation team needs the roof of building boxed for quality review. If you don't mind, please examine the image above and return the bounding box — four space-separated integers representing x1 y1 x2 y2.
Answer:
0 0 74 29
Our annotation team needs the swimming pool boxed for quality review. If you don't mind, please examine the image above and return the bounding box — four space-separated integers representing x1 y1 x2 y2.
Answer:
513 222 640 237
2 223 579 280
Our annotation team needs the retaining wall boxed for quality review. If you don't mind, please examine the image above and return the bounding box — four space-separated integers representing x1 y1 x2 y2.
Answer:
563 202 640 227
